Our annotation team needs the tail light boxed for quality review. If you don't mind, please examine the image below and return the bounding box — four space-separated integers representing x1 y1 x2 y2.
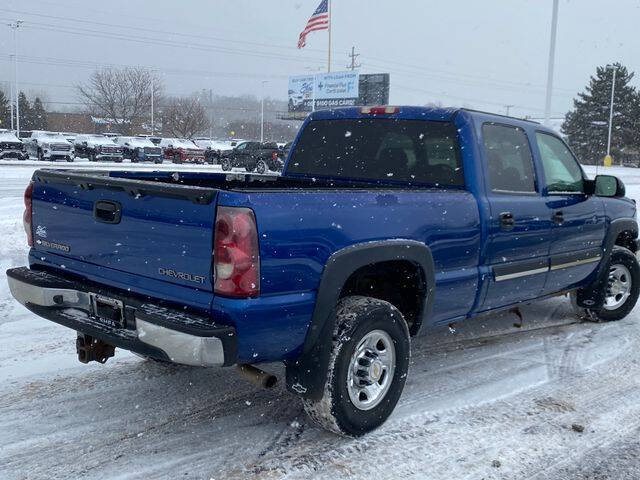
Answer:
272 151 278 161
214 206 260 298
361 106 399 115
23 181 34 247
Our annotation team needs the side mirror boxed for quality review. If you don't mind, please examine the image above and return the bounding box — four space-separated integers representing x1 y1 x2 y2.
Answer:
594 175 625 197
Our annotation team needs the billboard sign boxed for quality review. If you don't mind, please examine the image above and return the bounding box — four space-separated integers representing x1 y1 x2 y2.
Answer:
288 71 360 112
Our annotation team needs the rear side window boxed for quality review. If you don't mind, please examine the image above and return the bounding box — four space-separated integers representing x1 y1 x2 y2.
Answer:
287 119 464 186
482 123 536 194
535 132 584 194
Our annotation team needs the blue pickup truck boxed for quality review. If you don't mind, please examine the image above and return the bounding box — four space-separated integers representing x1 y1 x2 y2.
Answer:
7 106 640 436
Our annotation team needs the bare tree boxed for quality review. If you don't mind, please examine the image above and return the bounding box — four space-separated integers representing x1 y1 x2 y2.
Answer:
162 94 210 138
77 67 163 134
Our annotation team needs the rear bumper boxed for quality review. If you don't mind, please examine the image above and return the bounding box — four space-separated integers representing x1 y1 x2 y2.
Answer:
6 267 237 367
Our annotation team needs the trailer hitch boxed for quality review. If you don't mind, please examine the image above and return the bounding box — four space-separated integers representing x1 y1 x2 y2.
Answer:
76 334 115 364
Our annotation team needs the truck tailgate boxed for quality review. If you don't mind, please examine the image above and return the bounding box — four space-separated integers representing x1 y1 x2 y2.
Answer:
31 170 217 291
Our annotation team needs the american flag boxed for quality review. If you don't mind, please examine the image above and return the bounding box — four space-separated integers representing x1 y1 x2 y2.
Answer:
298 0 329 49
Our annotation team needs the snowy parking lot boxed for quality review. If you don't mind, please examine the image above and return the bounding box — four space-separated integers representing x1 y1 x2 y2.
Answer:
2 161 640 479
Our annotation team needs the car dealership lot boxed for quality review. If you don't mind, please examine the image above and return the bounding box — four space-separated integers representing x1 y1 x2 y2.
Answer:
2 163 640 479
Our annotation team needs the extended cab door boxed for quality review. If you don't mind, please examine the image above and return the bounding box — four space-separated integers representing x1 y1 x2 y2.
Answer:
480 123 553 311
534 132 606 293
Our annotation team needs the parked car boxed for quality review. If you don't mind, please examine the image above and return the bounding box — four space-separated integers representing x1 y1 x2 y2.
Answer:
159 138 206 164
74 135 123 162
26 131 74 162
8 106 640 437
114 136 163 163
219 141 284 173
0 131 29 160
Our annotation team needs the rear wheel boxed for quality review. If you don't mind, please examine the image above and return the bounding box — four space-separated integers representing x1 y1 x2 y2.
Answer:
302 296 410 437
571 246 640 322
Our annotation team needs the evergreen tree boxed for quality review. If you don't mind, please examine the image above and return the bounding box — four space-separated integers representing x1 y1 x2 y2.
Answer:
17 92 34 130
31 97 48 130
562 63 640 164
0 90 9 129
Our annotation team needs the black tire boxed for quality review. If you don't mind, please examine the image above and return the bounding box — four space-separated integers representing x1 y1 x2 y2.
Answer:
172 154 182 164
221 158 232 171
302 296 410 437
37 149 44 161
256 160 268 174
571 246 640 322
154 158 163 164
245 165 254 172
66 157 74 162
89 153 96 162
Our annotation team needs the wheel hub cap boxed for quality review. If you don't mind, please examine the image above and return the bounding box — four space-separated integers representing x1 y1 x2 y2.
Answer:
346 330 396 411
604 263 632 311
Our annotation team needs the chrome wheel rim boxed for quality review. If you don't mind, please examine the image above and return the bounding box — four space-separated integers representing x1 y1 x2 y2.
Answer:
257 161 267 174
346 329 395 411
604 264 632 310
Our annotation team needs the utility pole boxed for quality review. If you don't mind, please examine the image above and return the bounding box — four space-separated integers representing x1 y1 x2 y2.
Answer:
543 0 559 126
8 21 22 136
606 66 617 158
347 46 361 71
504 104 515 116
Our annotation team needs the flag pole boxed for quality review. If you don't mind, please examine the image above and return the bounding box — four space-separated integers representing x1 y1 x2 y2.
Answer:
327 0 332 72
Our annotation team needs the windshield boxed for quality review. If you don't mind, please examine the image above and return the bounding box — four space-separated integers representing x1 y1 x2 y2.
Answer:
288 119 464 186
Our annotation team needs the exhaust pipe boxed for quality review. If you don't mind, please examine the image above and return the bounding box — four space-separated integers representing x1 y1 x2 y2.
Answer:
236 364 277 389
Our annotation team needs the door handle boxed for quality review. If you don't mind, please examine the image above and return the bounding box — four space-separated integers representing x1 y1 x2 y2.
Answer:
499 212 514 231
94 200 122 224
552 210 564 225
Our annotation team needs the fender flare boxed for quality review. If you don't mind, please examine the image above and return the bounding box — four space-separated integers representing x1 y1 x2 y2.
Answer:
285 239 435 399
576 218 638 308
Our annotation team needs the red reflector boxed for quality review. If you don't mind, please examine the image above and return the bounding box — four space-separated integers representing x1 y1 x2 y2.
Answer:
214 206 260 298
23 181 34 247
361 106 399 115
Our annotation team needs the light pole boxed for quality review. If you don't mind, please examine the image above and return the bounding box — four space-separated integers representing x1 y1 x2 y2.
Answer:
150 72 154 135
260 80 268 143
543 0 559 126
606 66 617 158
9 21 22 135
8 61 14 131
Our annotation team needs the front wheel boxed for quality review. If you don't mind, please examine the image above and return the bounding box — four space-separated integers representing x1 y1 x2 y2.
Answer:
221 158 232 171
256 160 268 174
302 296 410 437
571 246 640 322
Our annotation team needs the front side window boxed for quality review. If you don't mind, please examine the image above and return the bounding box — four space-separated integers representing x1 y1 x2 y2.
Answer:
287 119 464 186
535 132 584 194
482 123 536 193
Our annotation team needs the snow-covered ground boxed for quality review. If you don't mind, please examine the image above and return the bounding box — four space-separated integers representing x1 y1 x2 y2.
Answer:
2 162 640 479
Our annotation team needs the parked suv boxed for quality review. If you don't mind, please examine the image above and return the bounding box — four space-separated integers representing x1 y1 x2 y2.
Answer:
0 130 28 160
74 135 123 162
220 141 284 173
27 131 74 162
114 136 163 163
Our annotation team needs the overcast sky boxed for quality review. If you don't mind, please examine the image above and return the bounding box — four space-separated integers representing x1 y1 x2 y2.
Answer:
1 0 639 119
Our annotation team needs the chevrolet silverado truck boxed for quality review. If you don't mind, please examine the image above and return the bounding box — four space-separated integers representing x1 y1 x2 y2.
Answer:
220 141 284 173
74 134 124 163
7 106 640 437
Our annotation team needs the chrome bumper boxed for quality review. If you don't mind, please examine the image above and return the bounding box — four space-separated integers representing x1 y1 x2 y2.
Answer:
7 268 234 367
